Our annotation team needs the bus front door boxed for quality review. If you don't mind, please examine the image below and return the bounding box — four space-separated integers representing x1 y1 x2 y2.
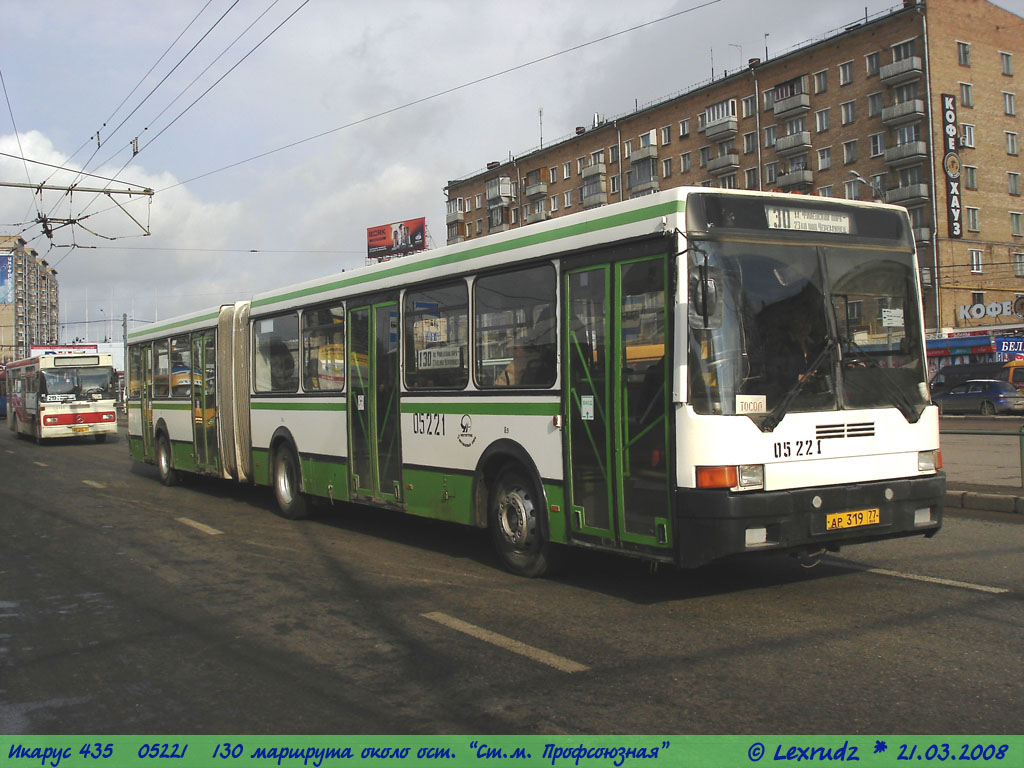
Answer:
192 331 219 474
564 254 672 551
348 301 403 504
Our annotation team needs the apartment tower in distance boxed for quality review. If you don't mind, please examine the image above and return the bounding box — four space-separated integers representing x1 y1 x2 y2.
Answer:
0 235 60 361
444 0 1024 368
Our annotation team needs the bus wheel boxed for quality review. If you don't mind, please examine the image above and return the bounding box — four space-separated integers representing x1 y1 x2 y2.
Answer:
272 446 308 520
157 434 179 486
34 419 46 445
488 466 558 578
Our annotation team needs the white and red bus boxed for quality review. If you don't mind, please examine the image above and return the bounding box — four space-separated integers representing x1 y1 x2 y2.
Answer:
7 352 118 443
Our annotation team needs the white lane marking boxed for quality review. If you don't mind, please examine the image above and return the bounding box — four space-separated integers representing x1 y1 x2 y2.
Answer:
422 611 589 674
33 461 48 467
174 517 223 536
82 480 106 489
831 561 1008 594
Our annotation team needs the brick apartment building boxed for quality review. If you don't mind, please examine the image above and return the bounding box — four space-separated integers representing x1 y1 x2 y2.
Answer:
444 0 1024 360
0 235 60 362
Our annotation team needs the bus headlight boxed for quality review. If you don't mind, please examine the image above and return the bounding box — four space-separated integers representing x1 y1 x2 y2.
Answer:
918 450 941 472
44 416 59 425
696 464 764 491
102 412 116 421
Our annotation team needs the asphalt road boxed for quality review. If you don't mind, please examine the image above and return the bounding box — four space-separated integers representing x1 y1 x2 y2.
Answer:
1 424 1021 735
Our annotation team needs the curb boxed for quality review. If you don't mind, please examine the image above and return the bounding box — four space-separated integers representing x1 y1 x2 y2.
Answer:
945 490 1024 515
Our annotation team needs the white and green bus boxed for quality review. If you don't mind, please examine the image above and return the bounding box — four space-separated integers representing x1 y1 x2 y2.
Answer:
126 187 944 576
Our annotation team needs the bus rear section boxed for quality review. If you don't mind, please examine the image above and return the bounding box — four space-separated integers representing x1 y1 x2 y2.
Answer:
7 353 118 443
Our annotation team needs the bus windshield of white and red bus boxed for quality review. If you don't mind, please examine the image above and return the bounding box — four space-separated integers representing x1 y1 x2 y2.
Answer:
40 366 116 401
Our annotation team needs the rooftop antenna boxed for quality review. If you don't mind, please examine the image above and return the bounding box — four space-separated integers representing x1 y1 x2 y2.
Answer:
539 108 544 149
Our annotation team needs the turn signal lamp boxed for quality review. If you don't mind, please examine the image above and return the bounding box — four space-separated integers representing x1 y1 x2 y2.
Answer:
696 464 764 491
918 450 941 472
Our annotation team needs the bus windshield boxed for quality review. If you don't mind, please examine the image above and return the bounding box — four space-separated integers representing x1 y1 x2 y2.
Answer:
687 237 929 429
40 366 117 401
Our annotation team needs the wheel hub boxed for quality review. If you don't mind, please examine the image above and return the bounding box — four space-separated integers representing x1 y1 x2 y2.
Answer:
498 487 536 548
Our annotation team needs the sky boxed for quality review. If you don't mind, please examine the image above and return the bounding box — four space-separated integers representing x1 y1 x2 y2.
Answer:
2 0 1023 344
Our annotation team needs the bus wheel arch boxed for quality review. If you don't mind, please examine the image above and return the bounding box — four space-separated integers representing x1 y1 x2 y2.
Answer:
474 440 560 578
269 428 308 520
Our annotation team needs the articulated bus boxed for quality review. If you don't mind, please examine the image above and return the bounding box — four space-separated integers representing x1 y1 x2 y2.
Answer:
126 188 944 576
7 352 118 443
0 366 7 417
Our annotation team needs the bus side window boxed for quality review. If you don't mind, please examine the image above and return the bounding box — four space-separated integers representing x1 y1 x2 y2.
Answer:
254 314 299 393
128 345 142 399
153 340 170 398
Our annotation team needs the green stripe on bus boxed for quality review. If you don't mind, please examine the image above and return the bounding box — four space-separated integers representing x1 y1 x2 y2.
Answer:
251 199 684 309
128 311 220 340
401 401 559 416
151 402 192 410
251 401 345 411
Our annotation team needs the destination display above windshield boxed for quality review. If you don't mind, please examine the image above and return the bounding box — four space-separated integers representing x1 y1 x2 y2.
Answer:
765 205 851 234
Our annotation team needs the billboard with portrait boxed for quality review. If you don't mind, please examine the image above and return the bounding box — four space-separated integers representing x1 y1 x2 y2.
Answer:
366 217 426 261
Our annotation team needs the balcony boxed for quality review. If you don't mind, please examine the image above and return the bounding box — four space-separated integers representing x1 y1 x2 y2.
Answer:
707 153 740 175
525 210 551 225
777 169 814 188
884 140 929 167
630 145 658 163
886 183 930 206
705 116 738 142
775 131 812 157
879 56 923 87
881 99 926 126
629 179 660 195
582 162 607 179
773 93 811 121
524 181 548 200
445 209 464 225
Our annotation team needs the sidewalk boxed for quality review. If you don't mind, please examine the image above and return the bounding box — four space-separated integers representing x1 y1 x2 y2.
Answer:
941 424 1024 514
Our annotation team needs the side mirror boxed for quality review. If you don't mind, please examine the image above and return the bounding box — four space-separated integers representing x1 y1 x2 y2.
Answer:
689 270 723 330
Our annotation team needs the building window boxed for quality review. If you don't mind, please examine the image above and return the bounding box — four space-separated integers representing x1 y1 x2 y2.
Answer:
661 126 671 145
964 165 978 190
744 167 758 189
591 149 605 166
764 162 778 185
818 185 833 197
1002 51 1013 77
549 166 558 183
743 131 756 154
1015 253 1024 277
962 124 975 148
813 69 828 93
762 88 775 111
680 152 691 173
815 108 830 133
1008 132 1019 156
679 118 690 138
550 194 558 213
893 39 915 61
699 146 711 168
764 125 776 147
1012 212 1024 237
839 60 854 85
960 82 973 107
720 173 737 189
1005 92 1017 116
817 146 832 171
843 140 858 164
869 133 885 157
608 145 619 164
957 41 971 67
971 291 984 307
840 100 856 125
867 92 883 117
662 157 672 178
865 51 880 76
966 207 980 232
564 191 572 209
741 95 756 118
844 180 860 200
475 194 483 209
609 175 619 194
622 141 633 161
564 161 571 179
1010 172 1021 196
969 249 983 274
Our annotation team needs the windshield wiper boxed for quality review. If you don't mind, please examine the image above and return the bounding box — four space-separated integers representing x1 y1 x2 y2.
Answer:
761 337 836 432
840 336 921 423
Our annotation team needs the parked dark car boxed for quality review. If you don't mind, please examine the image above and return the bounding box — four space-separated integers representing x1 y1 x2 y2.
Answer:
933 379 1024 415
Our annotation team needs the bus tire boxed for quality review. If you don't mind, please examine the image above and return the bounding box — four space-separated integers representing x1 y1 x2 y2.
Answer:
272 446 308 520
488 465 559 578
34 418 46 445
157 434 179 486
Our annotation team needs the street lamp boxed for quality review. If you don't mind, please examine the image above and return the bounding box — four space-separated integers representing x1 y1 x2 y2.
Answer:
848 170 885 201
